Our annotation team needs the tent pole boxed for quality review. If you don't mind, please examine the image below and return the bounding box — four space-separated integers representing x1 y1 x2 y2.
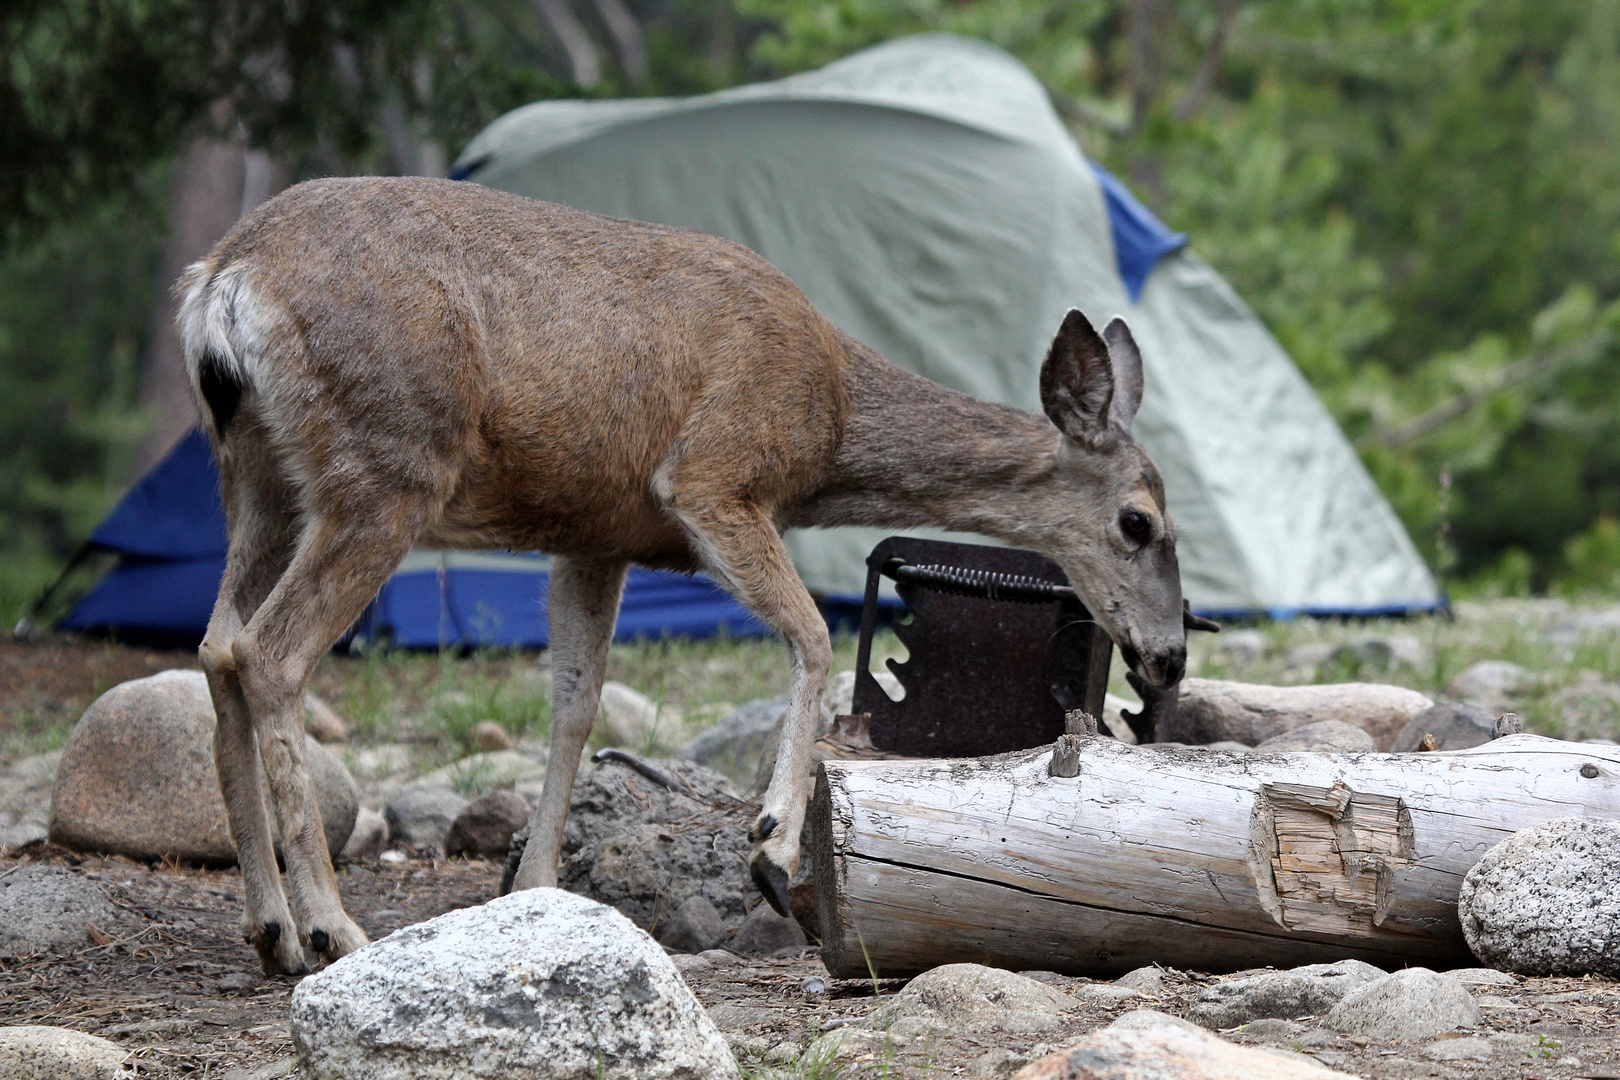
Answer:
13 541 97 640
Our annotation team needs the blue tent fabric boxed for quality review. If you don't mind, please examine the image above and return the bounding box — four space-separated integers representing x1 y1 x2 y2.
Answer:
87 429 227 559
61 431 770 649
1088 163 1188 302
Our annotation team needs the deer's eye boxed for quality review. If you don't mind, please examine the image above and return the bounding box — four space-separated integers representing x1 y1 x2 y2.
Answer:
1120 509 1153 543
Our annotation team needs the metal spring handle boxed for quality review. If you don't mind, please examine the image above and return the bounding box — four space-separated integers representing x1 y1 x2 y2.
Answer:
884 560 1078 604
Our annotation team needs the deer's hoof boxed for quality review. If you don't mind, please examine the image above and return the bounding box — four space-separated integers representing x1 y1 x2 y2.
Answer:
749 850 793 919
308 918 369 964
249 920 309 976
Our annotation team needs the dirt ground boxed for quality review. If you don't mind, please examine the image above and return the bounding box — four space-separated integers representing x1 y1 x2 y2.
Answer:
5 844 1620 1079
5 632 1620 1078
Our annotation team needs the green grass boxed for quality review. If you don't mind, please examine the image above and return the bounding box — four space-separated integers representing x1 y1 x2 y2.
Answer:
9 598 1620 773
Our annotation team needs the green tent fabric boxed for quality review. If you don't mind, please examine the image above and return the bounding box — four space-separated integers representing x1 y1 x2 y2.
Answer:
455 34 1439 616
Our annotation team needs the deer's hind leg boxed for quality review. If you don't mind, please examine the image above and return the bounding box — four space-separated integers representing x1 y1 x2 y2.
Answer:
230 502 425 970
201 450 306 974
663 495 831 918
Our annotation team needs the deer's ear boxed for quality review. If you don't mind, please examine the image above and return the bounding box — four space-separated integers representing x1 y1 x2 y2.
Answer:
1102 317 1144 431
1040 309 1114 442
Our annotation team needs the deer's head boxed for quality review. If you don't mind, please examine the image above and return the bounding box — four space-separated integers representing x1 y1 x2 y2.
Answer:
1034 310 1188 692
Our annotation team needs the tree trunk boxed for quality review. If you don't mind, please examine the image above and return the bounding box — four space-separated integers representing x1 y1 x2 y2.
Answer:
137 137 283 471
811 733 1620 979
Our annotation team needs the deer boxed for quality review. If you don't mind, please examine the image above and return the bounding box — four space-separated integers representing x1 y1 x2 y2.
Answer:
177 175 1192 975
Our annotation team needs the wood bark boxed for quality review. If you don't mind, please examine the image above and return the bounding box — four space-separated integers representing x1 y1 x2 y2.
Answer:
811 734 1620 979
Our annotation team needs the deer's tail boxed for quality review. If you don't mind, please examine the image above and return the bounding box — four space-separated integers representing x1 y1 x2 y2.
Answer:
176 256 266 439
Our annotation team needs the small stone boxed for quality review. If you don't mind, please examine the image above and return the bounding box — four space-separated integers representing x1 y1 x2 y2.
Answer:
1212 628 1267 664
1012 1025 1356 1079
765 1041 800 1065
1323 968 1481 1041
1446 967 1517 988
1458 816 1620 976
658 895 727 955
970 1047 1032 1077
444 790 529 859
384 786 467 851
1254 721 1376 754
340 808 388 861
0 866 129 956
1446 660 1532 709
1071 984 1140 1004
870 963 1069 1034
730 902 807 956
0 1026 131 1079
466 720 516 753
303 692 351 743
217 972 256 994
0 821 48 853
1243 1018 1304 1038
1188 960 1385 1029
671 954 711 977
597 682 677 748
676 696 788 787
378 849 406 864
1391 702 1496 752
1108 1009 1205 1034
290 888 738 1079
696 948 740 965
1421 1036 1493 1061
1114 966 1165 994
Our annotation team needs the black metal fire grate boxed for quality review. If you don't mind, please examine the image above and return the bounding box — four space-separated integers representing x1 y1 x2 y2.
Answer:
850 536 1116 758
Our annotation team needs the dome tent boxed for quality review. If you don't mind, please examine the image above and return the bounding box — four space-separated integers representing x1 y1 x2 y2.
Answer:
455 33 1439 617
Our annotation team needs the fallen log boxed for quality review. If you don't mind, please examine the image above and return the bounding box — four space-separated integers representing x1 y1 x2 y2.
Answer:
810 733 1620 979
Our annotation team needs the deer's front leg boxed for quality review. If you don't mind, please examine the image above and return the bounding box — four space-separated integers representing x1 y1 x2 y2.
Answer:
748 626 831 916
663 497 831 918
511 556 628 892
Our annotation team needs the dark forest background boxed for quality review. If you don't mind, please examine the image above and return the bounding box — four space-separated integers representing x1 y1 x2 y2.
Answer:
5 0 1619 623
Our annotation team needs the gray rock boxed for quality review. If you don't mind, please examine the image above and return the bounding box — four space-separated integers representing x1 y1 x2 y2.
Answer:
1421 1036 1494 1061
1446 660 1532 709
1242 1018 1304 1038
869 963 1069 1035
1390 702 1496 752
1546 675 1620 741
290 888 738 1080
303 692 350 743
444 790 529 859
1108 1009 1205 1034
384 786 467 851
1071 984 1140 1004
1211 628 1267 664
1458 816 1620 976
339 807 387 861
1167 679 1432 750
49 670 357 862
413 750 539 794
0 821 48 852
597 682 676 748
968 1047 1031 1078
730 902 807 956
1188 960 1385 1029
676 696 787 786
0 866 129 957
1114 966 1166 994
0 1026 130 1079
1324 967 1481 1041
546 759 753 931
1254 720 1376 754
1014 1025 1356 1079
659 894 727 954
